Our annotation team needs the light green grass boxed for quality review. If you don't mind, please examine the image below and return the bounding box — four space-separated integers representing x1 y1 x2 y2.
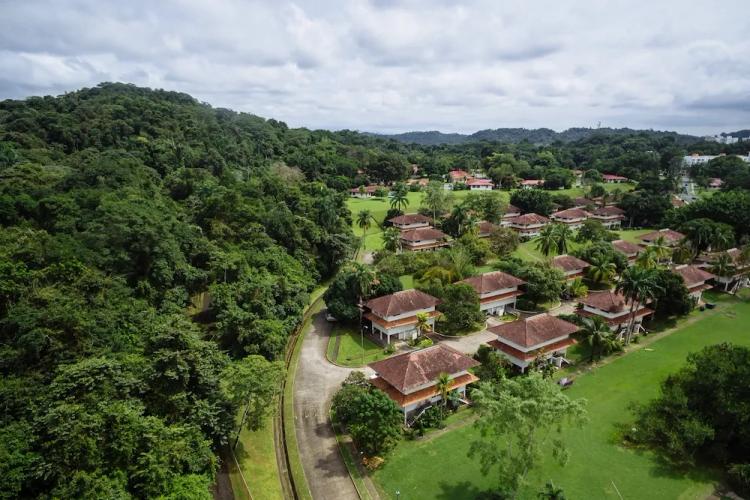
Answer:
399 274 415 289
373 295 750 499
328 324 387 367
232 418 282 500
553 182 637 199
615 228 653 243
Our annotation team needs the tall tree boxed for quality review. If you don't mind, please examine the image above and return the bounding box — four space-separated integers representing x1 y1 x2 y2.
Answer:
616 266 662 344
536 225 559 257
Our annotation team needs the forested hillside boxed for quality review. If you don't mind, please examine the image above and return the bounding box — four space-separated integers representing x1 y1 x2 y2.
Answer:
0 83 356 498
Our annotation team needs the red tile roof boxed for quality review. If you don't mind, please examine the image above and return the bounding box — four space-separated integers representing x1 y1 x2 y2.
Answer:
467 179 494 187
368 344 480 394
592 206 625 217
551 208 591 219
488 313 579 349
602 174 628 181
365 289 440 318
509 213 549 225
459 271 525 294
521 179 545 186
400 227 447 242
504 204 521 215
673 265 716 287
389 213 431 225
370 372 479 408
449 170 470 180
612 239 643 256
573 197 597 207
476 220 498 235
640 229 685 244
350 185 381 193
488 337 576 361
552 255 590 272
579 290 632 313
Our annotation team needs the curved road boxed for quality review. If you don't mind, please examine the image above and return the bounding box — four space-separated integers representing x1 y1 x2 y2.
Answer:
293 310 369 500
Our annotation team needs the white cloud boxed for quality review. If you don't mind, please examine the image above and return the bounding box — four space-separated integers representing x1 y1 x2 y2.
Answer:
0 0 748 135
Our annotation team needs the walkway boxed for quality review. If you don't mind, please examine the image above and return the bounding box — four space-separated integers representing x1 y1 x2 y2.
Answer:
293 310 371 500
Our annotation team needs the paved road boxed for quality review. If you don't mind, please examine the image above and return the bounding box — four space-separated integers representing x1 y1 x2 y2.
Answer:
294 310 370 500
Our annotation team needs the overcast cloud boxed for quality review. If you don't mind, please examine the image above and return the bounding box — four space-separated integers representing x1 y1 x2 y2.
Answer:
1 0 748 135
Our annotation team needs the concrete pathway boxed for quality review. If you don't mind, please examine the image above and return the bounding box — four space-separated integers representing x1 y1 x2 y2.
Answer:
293 310 371 500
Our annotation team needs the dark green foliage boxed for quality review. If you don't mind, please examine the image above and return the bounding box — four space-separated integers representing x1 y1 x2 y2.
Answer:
633 344 750 493
573 241 628 273
0 83 355 498
439 283 484 334
495 259 565 307
324 265 402 322
575 219 617 243
619 191 672 227
651 269 693 317
510 189 554 216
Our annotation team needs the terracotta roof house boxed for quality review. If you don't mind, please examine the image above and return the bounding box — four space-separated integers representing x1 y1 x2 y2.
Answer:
590 206 625 228
364 289 440 344
459 271 525 316
640 228 685 247
552 255 590 280
467 178 494 191
611 239 644 263
488 314 579 372
602 173 629 183
520 179 545 189
399 227 449 251
572 197 597 209
388 213 432 231
550 208 591 229
708 178 723 189
349 185 382 198
407 178 430 187
449 170 470 182
673 265 716 301
504 204 521 218
670 195 687 208
695 248 750 291
576 290 654 334
476 220 499 238
369 344 479 424
507 213 550 239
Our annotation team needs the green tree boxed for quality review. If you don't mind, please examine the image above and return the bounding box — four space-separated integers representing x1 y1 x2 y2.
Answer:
489 226 520 257
421 180 451 221
577 316 620 362
511 189 554 216
382 226 402 253
615 266 662 344
439 283 484 333
586 255 617 284
469 374 587 497
390 183 410 212
536 225 559 257
357 209 375 249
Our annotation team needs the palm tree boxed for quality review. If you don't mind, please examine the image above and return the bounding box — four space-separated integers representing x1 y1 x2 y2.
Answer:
650 235 672 264
567 277 588 299
578 316 613 362
390 185 409 212
711 253 735 292
587 256 617 284
554 224 572 255
536 224 559 257
445 248 475 281
616 266 662 344
435 372 451 409
356 209 374 250
415 311 432 338
448 204 471 237
382 226 402 253
635 246 658 269
672 241 695 265
538 480 566 500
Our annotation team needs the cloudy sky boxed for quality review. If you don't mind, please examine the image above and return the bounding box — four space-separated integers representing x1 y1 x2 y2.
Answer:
1 0 748 135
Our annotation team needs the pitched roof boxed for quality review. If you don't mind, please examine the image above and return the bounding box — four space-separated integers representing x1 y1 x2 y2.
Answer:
459 271 525 294
673 265 716 287
602 173 628 181
350 185 381 193
509 213 549 225
573 197 597 206
467 178 493 186
476 220 498 234
579 290 632 313
504 204 521 215
365 289 440 318
400 227 447 242
551 207 591 219
489 313 579 349
388 213 431 225
592 206 625 216
368 344 479 394
612 239 643 255
521 179 545 186
449 169 470 179
640 228 685 243
697 248 745 266
552 255 590 272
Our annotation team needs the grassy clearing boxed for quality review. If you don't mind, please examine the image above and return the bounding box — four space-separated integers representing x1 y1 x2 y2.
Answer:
373 294 750 499
327 324 387 367
615 228 652 243
231 418 282 500
553 182 637 198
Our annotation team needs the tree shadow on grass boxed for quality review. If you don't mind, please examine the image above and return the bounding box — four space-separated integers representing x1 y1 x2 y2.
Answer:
435 480 487 500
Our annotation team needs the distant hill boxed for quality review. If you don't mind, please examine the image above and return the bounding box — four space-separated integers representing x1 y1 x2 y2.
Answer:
722 129 750 139
373 127 700 145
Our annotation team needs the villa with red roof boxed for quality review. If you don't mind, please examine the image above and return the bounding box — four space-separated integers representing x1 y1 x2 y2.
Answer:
476 220 499 238
467 178 494 191
399 227 449 251
500 205 522 226
612 239 644 264
576 290 653 334
520 179 545 189
552 255 590 280
368 344 479 424
696 248 750 292
602 173 629 183
640 228 685 247
388 213 432 231
507 213 549 238
349 185 381 198
458 271 525 316
364 289 440 344
487 314 579 372
550 208 591 229
673 265 716 301
572 197 597 209
449 170 470 182
590 206 625 228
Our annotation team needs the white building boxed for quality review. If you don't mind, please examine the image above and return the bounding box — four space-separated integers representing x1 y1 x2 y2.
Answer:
458 271 525 316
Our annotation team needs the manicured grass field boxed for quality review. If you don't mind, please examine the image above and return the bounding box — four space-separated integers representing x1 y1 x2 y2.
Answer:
232 419 282 500
373 294 750 499
553 181 636 199
615 228 652 243
327 324 387 367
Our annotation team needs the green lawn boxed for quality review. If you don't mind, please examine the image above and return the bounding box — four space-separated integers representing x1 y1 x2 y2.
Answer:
373 294 750 499
615 228 652 243
327 324 388 367
553 182 637 199
231 419 282 500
